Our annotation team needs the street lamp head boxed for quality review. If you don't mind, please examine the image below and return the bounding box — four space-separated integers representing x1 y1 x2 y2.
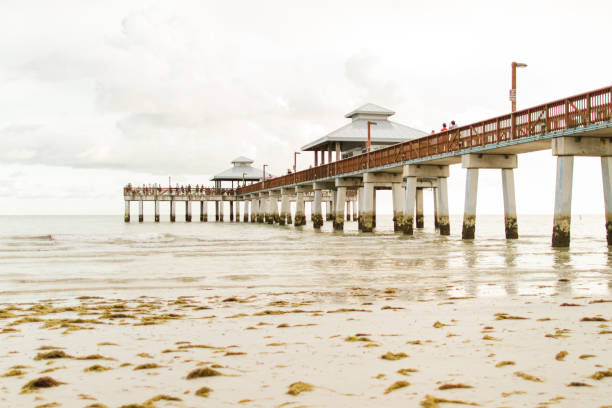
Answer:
514 62 528 68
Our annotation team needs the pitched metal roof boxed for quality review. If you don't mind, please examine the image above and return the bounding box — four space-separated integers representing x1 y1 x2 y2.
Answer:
210 164 270 181
345 103 395 119
301 117 427 151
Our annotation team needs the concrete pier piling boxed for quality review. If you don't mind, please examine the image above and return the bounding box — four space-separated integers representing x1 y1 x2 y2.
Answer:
295 189 306 226
124 201 130 223
138 200 144 223
372 189 376 228
243 200 249 222
502 169 518 239
357 186 364 230
155 201 160 223
219 200 224 222
234 200 240 222
361 182 375 232
352 198 358 222
462 168 479 240
433 189 439 229
330 191 336 227
185 201 192 222
312 188 323 229
271 193 280 224
256 195 264 223
392 182 403 232
416 188 424 228
602 157 612 246
215 202 219 222
334 186 346 231
229 201 234 222
326 201 332 221
279 191 289 225
200 201 207 222
403 176 417 235
170 200 176 223
552 156 574 247
438 178 450 236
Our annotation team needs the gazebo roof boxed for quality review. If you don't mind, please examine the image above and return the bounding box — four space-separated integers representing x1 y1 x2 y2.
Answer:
231 156 254 165
301 103 426 151
210 157 272 181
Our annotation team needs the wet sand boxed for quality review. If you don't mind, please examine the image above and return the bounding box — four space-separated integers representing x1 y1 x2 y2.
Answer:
1 286 610 407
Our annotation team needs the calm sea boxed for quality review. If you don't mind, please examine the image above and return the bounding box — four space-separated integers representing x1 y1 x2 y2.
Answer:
0 214 610 301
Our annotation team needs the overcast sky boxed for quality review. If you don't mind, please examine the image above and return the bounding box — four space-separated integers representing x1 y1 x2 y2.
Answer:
1 0 610 215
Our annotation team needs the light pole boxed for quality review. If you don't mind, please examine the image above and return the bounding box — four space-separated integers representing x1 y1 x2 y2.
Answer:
262 164 268 188
510 62 527 112
293 151 301 173
242 172 247 187
367 121 377 168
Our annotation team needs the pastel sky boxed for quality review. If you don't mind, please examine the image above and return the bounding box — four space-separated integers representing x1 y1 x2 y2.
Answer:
1 0 610 215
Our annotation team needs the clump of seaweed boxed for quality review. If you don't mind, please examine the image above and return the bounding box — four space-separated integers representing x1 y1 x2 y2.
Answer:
385 380 410 394
381 352 408 361
580 316 608 322
345 336 371 342
187 367 222 379
482 335 500 341
579 354 596 359
142 395 181 407
224 351 246 356
420 395 479 407
134 363 161 370
495 361 515 368
432 321 447 328
495 313 528 320
397 368 418 376
514 371 543 382
438 383 473 390
590 370 612 380
84 365 112 372
287 381 314 396
555 350 568 361
21 376 65 393
34 350 71 360
567 382 591 387
2 369 26 377
195 386 213 397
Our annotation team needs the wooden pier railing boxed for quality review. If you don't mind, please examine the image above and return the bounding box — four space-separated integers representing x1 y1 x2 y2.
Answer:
124 187 236 196
237 85 612 195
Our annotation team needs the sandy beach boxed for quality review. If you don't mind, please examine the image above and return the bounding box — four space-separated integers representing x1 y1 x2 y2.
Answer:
1 285 610 408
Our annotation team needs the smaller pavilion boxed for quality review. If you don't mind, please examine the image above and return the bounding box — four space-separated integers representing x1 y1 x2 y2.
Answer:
301 103 427 165
210 156 272 189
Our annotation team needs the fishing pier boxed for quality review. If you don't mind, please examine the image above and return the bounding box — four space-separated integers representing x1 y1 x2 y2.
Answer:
124 86 612 248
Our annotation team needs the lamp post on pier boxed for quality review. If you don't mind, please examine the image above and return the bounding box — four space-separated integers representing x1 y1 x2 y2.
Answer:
262 164 268 189
510 62 528 112
367 120 377 168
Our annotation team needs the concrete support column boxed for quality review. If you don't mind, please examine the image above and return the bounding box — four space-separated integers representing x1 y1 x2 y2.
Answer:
334 187 346 230
346 201 351 221
124 201 130 222
433 189 439 229
256 197 264 223
295 191 306 226
416 188 424 228
313 189 323 229
219 201 224 222
330 192 336 225
552 156 573 247
392 182 403 232
185 201 192 222
251 198 258 223
271 196 280 224
438 178 450 235
170 200 176 223
279 193 288 225
215 201 219 221
154 201 160 223
372 189 377 228
201 201 207 222
138 200 144 223
502 169 518 239
602 157 612 246
243 200 250 222
403 177 417 235
352 198 358 221
286 197 293 225
229 201 234 222
361 183 375 232
235 200 240 222
462 168 479 239
325 200 332 221
357 187 364 230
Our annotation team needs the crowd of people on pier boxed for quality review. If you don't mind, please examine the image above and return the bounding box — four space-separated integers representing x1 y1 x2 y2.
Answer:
432 120 457 134
123 183 235 196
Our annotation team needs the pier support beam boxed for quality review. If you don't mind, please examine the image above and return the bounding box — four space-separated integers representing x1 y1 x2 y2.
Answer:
280 190 290 225
416 188 424 228
326 200 332 221
235 200 240 222
403 165 450 235
362 183 375 232
335 187 346 230
295 189 306 227
124 201 130 222
552 156 573 247
462 169 479 240
352 198 358 222
243 200 249 222
433 189 439 229
215 202 219 222
330 191 336 227
461 154 518 240
201 201 207 222
602 157 612 246
251 197 258 223
403 177 417 235
438 178 450 235
270 193 280 224
170 200 176 222
502 169 518 239
185 201 192 222
229 201 234 222
219 200 224 222
257 195 264 223
138 200 144 223
312 188 323 229
357 187 364 230
392 182 403 232
154 201 160 223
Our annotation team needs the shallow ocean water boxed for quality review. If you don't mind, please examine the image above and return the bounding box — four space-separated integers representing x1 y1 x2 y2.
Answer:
0 213 610 301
